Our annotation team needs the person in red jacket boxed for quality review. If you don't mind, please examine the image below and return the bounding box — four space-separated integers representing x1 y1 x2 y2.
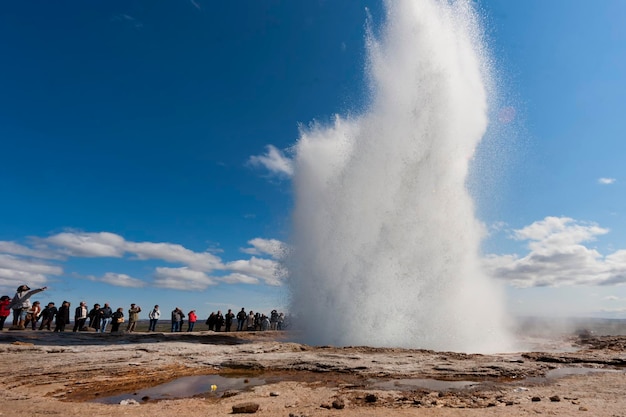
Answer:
187 310 197 332
0 295 11 331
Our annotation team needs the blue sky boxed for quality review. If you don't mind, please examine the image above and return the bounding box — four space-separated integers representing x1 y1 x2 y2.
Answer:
1 0 625 320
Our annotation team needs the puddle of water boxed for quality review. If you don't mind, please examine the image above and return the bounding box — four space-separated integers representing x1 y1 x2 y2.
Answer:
545 367 621 379
368 378 479 391
522 366 623 385
93 367 625 404
93 374 265 404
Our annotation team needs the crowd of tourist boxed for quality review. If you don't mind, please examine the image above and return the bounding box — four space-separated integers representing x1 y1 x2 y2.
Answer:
0 284 285 334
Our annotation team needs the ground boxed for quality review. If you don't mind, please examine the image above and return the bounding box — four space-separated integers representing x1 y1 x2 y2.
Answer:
0 328 625 417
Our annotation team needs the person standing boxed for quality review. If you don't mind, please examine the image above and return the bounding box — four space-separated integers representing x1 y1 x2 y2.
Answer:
126 304 141 332
0 295 11 331
88 303 101 331
270 309 279 330
171 308 182 332
246 310 255 331
24 301 41 330
73 301 88 332
215 310 224 332
111 308 124 332
236 308 247 331
187 310 197 332
54 301 71 332
38 302 57 331
224 309 235 332
99 303 113 333
206 312 217 331
277 312 285 330
148 305 160 332
10 285 47 329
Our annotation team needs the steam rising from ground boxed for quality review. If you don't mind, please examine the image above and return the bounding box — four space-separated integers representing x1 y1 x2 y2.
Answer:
287 0 512 353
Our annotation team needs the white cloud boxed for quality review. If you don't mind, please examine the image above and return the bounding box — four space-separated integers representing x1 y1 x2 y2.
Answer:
43 232 126 257
240 238 288 259
154 267 216 290
4 231 288 291
0 253 62 292
218 273 260 285
126 241 223 271
598 177 616 185
485 216 626 288
0 269 48 287
0 241 62 260
0 254 63 276
512 216 608 248
41 232 224 272
224 256 286 286
604 295 620 301
100 272 146 288
248 145 294 177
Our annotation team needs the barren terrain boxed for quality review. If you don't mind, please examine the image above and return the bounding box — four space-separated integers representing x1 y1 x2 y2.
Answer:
1 328 625 417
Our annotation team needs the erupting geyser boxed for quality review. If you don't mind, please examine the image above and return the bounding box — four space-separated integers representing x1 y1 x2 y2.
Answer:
287 0 512 353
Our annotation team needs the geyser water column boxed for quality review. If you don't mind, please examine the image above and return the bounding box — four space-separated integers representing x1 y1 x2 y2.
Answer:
287 0 511 353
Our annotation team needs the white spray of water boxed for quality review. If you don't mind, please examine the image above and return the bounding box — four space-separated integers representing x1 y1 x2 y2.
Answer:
287 0 512 353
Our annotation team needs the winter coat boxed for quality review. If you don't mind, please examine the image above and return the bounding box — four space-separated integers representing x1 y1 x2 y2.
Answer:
188 311 197 323
0 299 11 318
100 306 113 319
41 306 58 320
128 306 141 322
57 305 70 324
11 288 45 310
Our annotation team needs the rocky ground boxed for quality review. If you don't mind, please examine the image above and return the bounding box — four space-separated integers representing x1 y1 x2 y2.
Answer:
0 329 625 417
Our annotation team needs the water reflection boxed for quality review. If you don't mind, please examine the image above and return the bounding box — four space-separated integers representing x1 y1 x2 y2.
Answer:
94 374 265 404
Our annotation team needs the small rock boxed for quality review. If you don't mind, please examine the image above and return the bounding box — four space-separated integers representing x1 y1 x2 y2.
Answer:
531 396 541 402
549 395 561 402
365 393 377 403
269 391 280 397
579 406 588 411
320 403 331 409
222 390 238 398
232 402 260 414
119 399 140 406
332 399 345 409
